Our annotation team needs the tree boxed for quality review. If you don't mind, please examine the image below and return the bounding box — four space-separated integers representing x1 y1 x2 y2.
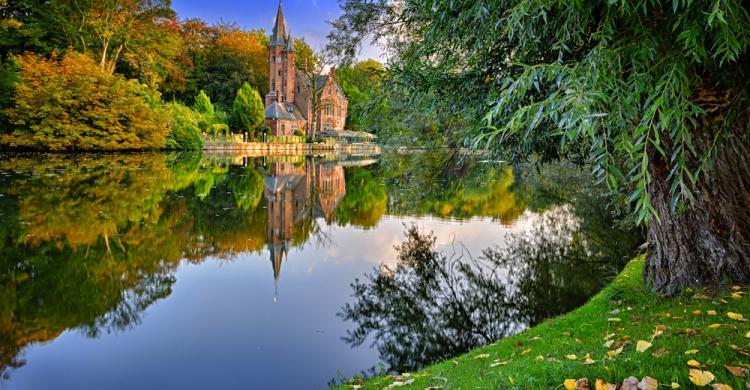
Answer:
337 59 384 131
297 48 330 140
2 52 171 150
189 25 269 109
193 90 215 116
329 0 750 294
230 82 264 139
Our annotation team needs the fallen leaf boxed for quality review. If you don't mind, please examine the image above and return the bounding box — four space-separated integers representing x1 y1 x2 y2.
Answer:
607 347 623 357
566 354 578 360
508 376 515 385
733 286 742 291
474 353 489 359
636 340 652 353
710 385 733 390
584 358 596 365
685 349 700 355
535 355 544 361
603 340 615 348
671 383 680 389
746 331 750 338
608 318 621 322
728 312 745 321
708 310 717 316
694 310 703 315
576 378 590 390
731 292 743 299
689 369 715 386
595 379 616 390
521 348 532 355
639 376 658 390
652 348 670 357
726 366 749 378
708 323 722 329
565 379 577 390
688 359 702 368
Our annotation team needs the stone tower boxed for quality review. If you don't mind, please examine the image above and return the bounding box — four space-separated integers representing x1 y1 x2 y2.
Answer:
266 1 296 106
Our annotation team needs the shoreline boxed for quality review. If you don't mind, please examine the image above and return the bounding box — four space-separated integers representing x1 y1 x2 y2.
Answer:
202 141 381 156
335 256 750 389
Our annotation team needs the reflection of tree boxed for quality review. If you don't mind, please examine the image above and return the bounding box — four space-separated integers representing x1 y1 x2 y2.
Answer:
339 178 642 373
376 153 530 223
334 168 387 229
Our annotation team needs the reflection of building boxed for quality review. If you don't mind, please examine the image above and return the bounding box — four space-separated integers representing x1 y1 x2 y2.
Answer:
264 160 346 300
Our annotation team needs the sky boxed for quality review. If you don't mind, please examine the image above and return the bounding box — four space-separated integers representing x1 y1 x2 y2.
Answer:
171 0 385 62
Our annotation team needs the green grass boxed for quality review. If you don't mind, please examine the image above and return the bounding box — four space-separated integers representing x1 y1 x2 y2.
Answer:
337 256 750 389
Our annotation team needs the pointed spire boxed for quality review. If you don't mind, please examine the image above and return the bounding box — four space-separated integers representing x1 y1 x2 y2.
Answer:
271 0 288 47
286 31 295 52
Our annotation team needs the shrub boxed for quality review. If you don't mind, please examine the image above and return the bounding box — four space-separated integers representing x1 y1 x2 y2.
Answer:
164 102 204 151
293 129 305 137
2 52 171 151
229 82 264 139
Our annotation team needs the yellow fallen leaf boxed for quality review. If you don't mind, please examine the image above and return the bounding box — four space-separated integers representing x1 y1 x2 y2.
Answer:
710 384 732 390
746 331 750 338
606 347 623 357
521 348 532 355
584 357 596 365
474 353 489 359
731 292 742 299
508 376 515 385
693 310 702 315
689 369 715 386
708 323 722 329
565 354 577 360
595 379 616 390
733 285 741 291
707 310 717 316
607 317 621 322
688 359 702 367
685 349 699 355
603 340 614 348
636 340 652 352
671 383 680 389
727 312 744 321
564 379 577 390
535 355 544 361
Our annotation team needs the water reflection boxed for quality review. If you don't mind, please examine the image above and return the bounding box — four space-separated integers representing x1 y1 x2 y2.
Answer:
0 152 641 388
338 165 642 373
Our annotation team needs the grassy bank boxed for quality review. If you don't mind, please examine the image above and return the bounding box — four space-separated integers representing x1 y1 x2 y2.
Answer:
338 257 750 389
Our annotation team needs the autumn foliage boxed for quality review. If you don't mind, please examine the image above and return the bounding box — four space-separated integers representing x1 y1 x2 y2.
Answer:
2 52 170 151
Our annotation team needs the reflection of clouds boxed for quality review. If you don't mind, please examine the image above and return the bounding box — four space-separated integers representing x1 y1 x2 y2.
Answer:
279 211 548 275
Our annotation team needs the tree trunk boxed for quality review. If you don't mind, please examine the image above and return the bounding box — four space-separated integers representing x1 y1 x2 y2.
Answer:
644 123 750 295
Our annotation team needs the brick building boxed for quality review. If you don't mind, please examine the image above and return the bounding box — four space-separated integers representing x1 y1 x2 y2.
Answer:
264 1 348 137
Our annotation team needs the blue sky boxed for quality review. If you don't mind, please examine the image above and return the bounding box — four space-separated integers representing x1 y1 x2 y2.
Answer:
172 0 384 61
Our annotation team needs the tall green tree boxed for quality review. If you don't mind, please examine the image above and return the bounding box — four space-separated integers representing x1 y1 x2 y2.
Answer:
337 59 384 131
193 90 215 116
329 0 750 294
230 82 264 139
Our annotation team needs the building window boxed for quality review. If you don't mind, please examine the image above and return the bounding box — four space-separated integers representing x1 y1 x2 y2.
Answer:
297 85 300 93
272 55 276 62
271 81 275 92
278 70 282 77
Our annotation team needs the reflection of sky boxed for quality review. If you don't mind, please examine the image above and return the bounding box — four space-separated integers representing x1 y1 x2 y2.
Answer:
9 214 542 390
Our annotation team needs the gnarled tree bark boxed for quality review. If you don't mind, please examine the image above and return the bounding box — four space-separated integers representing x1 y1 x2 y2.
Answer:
644 97 750 295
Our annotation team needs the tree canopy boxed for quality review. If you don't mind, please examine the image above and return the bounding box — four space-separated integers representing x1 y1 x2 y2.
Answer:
329 0 750 293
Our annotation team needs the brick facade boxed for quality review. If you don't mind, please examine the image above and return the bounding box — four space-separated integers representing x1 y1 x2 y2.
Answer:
263 2 348 138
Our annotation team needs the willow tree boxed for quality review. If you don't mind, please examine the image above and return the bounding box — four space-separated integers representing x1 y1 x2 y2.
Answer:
329 0 750 294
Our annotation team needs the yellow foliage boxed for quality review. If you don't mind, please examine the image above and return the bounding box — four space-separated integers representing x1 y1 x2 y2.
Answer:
689 369 715 386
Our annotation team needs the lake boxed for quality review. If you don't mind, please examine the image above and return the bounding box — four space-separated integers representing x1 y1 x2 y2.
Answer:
0 151 641 389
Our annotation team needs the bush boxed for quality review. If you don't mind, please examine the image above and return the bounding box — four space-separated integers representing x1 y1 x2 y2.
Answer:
164 102 204 151
229 82 264 139
2 52 171 151
293 129 305 137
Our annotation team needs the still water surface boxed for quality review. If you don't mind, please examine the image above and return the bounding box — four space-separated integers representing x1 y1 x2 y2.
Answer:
0 152 640 389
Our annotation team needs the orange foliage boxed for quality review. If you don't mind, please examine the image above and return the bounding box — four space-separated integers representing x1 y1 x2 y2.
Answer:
2 52 170 150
